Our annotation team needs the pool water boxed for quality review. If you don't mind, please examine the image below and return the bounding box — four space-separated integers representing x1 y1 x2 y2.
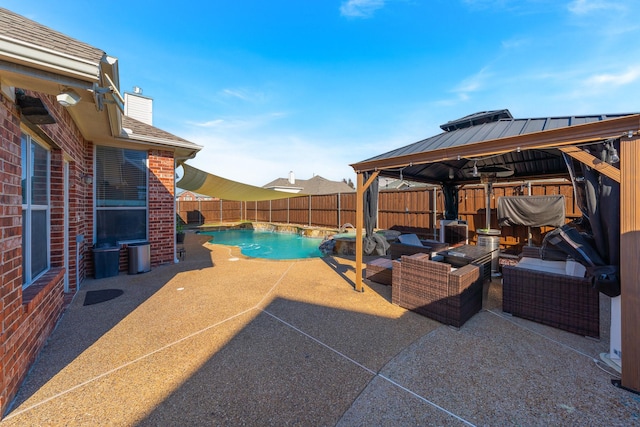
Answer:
202 229 324 260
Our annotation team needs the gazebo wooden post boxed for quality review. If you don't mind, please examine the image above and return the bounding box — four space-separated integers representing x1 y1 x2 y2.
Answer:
355 170 380 292
620 135 640 393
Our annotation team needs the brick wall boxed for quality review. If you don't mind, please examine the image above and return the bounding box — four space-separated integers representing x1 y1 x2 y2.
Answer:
148 150 176 266
37 93 93 288
0 89 89 416
1 89 25 415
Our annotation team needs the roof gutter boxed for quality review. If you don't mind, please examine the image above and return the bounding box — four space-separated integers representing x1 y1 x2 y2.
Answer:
115 133 203 158
0 35 100 81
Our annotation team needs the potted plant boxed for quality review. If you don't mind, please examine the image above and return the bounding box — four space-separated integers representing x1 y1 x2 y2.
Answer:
176 220 185 244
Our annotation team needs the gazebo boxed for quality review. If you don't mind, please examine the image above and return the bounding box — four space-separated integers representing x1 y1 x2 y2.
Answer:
350 110 640 394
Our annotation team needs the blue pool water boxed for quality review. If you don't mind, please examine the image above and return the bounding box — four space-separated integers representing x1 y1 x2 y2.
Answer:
201 229 324 260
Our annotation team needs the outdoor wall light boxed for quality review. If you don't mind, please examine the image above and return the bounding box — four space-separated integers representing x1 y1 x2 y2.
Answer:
57 89 81 107
472 161 478 177
80 173 93 185
609 147 620 164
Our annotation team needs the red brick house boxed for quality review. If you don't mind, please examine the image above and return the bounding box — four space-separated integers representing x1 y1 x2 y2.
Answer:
0 8 202 415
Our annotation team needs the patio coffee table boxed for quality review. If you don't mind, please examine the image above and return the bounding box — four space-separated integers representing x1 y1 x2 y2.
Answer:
438 244 495 282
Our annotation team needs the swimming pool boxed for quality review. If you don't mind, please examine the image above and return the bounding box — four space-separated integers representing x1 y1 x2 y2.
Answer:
201 229 324 260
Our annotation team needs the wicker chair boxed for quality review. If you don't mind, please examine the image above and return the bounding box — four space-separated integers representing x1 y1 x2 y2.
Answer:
392 253 483 328
502 265 599 338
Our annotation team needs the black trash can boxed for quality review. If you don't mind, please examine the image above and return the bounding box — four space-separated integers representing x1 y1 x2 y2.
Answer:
128 242 151 274
93 244 120 279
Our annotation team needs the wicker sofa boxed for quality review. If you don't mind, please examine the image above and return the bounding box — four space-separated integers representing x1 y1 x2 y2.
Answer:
392 253 483 328
502 257 600 338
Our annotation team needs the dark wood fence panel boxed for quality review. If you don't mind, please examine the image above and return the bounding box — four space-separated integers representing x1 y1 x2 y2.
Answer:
338 193 356 227
177 181 577 253
311 194 339 228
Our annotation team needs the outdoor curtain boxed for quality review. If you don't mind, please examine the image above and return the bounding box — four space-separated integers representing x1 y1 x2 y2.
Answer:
442 184 459 220
363 171 388 255
557 141 621 296
497 195 565 227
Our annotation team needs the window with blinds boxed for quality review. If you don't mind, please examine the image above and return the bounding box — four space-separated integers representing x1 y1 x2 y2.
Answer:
21 132 50 286
95 146 148 243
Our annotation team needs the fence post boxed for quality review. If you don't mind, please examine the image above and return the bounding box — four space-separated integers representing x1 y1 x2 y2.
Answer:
337 193 341 228
220 199 223 223
309 195 312 226
287 198 290 224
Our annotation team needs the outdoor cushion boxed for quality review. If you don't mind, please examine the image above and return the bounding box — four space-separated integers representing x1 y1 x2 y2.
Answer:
515 257 567 276
398 233 423 247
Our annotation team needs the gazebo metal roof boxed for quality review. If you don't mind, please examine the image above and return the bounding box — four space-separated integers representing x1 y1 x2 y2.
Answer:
354 110 638 185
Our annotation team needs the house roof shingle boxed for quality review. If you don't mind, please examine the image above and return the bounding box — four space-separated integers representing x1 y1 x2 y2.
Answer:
0 8 104 66
121 115 202 150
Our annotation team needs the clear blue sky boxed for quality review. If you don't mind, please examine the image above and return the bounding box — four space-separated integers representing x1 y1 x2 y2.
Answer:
6 1 640 186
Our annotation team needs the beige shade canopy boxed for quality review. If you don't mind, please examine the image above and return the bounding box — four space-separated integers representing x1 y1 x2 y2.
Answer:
177 163 306 201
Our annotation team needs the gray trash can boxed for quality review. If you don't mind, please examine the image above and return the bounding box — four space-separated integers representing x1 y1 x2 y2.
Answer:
93 244 120 279
128 242 151 274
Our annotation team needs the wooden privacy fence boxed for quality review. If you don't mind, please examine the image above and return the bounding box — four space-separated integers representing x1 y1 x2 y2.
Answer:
176 180 580 253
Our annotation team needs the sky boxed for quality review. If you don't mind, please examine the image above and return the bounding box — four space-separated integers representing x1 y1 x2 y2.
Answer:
6 0 640 186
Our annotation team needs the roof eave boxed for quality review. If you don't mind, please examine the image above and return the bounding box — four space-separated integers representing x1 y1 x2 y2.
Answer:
115 133 203 159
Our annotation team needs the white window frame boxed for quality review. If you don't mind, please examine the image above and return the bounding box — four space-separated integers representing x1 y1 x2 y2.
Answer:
21 131 51 288
94 145 149 245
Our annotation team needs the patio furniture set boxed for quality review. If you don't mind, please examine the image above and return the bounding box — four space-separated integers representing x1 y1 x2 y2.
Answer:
366 233 600 338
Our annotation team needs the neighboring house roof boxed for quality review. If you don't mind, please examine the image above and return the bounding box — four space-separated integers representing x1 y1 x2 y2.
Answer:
0 8 202 159
263 175 355 195
354 109 638 185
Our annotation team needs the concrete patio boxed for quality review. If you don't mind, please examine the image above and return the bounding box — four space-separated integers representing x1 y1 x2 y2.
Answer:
2 233 638 426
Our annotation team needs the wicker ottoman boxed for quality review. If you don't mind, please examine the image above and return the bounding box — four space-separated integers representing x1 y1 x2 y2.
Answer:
366 257 393 285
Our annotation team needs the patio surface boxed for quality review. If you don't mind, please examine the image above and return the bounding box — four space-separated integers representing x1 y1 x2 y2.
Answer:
2 232 638 426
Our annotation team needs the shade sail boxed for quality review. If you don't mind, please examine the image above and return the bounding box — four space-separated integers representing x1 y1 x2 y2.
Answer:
177 163 305 201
